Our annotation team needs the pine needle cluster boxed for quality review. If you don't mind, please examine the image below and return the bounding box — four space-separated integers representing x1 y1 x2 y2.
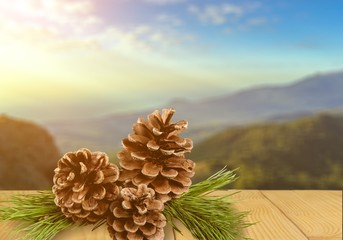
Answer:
0 191 75 240
164 168 251 240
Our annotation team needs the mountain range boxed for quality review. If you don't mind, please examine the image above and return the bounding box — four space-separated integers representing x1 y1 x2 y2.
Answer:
43 71 343 153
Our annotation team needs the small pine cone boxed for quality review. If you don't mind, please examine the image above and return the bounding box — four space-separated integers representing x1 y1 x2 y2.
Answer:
52 148 120 223
118 108 195 202
107 184 166 240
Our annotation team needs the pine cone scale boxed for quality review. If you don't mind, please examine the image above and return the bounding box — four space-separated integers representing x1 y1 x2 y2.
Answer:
82 197 98 211
133 214 147 226
128 134 150 144
63 195 74 208
147 199 163 211
131 151 150 161
140 223 156 236
113 219 125 232
67 172 75 181
92 185 106 200
133 173 154 185
71 186 88 203
93 170 105 184
147 140 160 151
114 206 131 218
161 108 174 124
94 202 109 215
142 162 161 177
79 162 88 174
125 219 139 233
67 206 81 214
133 122 153 138
119 151 145 170
160 168 178 178
72 182 86 192
170 182 187 195
148 112 162 129
128 232 144 240
151 177 171 194
114 232 127 240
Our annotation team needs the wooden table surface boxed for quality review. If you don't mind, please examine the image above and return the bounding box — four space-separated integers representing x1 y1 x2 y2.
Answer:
0 190 341 240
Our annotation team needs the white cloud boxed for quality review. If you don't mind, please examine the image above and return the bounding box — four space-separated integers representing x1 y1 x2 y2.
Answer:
156 14 183 26
188 4 244 25
48 39 103 52
101 25 195 54
188 2 261 25
0 17 59 44
143 0 186 5
0 0 199 65
246 17 267 27
0 0 107 60
0 0 101 40
224 28 233 34
57 0 93 14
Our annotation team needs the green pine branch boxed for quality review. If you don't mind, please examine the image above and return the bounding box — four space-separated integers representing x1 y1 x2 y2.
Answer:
164 167 252 240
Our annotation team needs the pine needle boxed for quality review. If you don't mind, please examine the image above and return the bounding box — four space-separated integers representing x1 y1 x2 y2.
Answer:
0 191 75 240
164 167 252 240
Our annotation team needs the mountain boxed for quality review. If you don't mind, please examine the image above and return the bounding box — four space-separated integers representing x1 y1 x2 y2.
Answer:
43 71 343 152
0 115 61 190
189 113 343 190
198 71 343 122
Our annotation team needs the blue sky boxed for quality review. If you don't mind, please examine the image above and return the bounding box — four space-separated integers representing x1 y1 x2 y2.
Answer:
0 0 342 121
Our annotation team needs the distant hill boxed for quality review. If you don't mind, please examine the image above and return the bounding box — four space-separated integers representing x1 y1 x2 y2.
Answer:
43 70 343 152
190 114 343 189
0 115 61 190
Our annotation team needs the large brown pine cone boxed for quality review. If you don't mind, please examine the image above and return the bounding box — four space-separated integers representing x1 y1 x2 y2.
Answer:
118 108 195 202
107 184 166 240
52 148 120 223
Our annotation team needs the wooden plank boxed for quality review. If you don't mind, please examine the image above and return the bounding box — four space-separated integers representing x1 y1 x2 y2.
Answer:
309 238 342 240
221 190 309 240
55 225 111 240
173 218 195 240
262 190 342 240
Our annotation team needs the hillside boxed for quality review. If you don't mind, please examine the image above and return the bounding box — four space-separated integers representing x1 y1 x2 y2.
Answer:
190 114 343 190
0 115 61 190
44 70 343 152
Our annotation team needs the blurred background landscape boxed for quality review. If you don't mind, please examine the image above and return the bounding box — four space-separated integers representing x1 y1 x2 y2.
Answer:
0 0 342 190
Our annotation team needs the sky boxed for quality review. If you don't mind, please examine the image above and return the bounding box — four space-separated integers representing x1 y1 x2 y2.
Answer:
0 0 342 121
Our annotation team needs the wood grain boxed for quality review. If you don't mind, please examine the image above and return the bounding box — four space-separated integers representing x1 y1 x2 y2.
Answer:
262 190 342 240
222 190 308 240
1 190 342 240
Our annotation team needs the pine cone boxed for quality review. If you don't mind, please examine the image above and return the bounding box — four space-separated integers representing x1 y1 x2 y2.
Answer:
52 148 120 223
107 184 166 240
118 108 195 202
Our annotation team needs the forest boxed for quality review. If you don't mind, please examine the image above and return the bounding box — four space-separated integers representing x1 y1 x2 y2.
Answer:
190 113 343 189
